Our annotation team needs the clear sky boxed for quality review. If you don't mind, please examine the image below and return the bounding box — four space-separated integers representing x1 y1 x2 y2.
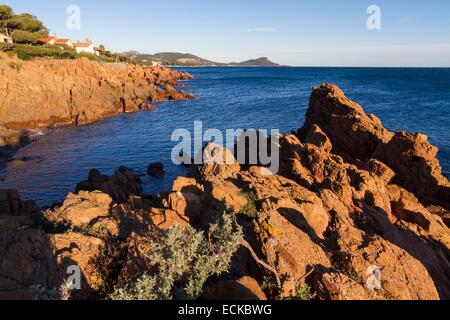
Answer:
3 0 450 66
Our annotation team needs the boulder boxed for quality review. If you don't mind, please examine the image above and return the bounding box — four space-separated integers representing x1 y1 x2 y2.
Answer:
148 207 190 230
0 125 22 148
426 205 450 228
194 143 241 181
304 124 332 153
44 191 112 228
374 132 450 209
52 232 106 299
299 84 392 161
361 159 395 184
147 162 165 178
0 189 38 216
0 216 59 299
202 277 267 300
314 272 373 301
76 167 142 203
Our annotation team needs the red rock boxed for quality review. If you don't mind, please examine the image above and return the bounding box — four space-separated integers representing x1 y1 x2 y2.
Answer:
0 189 38 216
304 124 333 153
299 84 392 161
193 143 241 181
76 166 142 204
374 132 450 209
147 162 165 178
314 272 373 301
201 276 267 300
0 54 194 130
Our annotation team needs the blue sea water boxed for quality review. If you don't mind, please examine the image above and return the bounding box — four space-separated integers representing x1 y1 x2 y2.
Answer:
1 67 449 207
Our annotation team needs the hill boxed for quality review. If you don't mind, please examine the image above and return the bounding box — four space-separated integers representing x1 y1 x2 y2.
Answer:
228 57 280 67
123 51 281 67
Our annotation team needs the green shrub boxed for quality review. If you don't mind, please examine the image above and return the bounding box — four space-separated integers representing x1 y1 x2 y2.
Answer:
110 213 243 300
11 29 42 44
45 43 76 52
0 5 14 22
291 282 316 300
28 283 71 301
0 42 16 52
12 44 76 60
5 13 47 33
239 189 258 219
8 61 21 71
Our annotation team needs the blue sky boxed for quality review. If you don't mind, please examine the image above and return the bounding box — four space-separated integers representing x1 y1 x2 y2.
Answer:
3 0 450 66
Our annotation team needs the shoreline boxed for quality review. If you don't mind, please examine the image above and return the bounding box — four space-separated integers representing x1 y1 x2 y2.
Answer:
0 54 196 164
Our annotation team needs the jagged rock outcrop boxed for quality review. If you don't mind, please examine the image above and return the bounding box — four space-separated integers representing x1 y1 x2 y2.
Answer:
201 276 267 300
0 126 22 149
0 166 192 299
373 132 450 209
75 167 142 203
0 54 194 131
170 84 450 300
0 84 449 301
0 189 38 216
299 84 393 161
147 162 165 178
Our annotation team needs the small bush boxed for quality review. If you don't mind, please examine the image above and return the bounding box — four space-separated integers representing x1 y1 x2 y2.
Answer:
261 274 281 299
29 283 71 301
291 282 316 300
11 29 42 45
13 44 76 60
110 213 243 300
239 190 258 219
0 43 16 52
8 61 21 72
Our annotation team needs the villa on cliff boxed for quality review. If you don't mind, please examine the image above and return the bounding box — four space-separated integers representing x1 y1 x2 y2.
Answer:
39 36 74 48
74 39 100 56
38 36 99 55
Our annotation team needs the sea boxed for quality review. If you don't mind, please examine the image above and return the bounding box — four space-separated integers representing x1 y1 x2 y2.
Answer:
1 67 449 207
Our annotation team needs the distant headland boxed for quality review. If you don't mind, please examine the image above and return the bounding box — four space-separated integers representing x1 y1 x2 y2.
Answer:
121 51 284 67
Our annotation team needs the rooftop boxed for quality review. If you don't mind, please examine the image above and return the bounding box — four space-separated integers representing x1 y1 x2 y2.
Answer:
39 36 55 43
74 39 94 47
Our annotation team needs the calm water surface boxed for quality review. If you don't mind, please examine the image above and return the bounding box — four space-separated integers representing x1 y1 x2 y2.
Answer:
1 67 449 206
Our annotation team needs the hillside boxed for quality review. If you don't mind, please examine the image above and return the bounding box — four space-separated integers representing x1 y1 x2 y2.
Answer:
122 51 281 67
228 57 280 67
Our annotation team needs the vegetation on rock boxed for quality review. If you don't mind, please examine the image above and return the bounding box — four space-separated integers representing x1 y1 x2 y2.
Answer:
110 213 243 300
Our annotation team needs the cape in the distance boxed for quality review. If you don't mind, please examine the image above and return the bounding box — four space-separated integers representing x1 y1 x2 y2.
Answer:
121 51 283 67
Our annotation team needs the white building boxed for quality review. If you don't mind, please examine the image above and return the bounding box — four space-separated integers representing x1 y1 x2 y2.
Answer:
55 38 74 48
39 36 56 45
74 39 98 55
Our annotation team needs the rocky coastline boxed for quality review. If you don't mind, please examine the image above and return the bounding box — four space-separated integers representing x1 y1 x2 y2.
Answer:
0 53 194 161
0 84 449 300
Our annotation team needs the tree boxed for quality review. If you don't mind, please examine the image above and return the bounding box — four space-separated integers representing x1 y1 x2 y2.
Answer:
11 29 43 44
0 5 13 21
5 13 48 34
1 6 49 45
0 5 13 29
